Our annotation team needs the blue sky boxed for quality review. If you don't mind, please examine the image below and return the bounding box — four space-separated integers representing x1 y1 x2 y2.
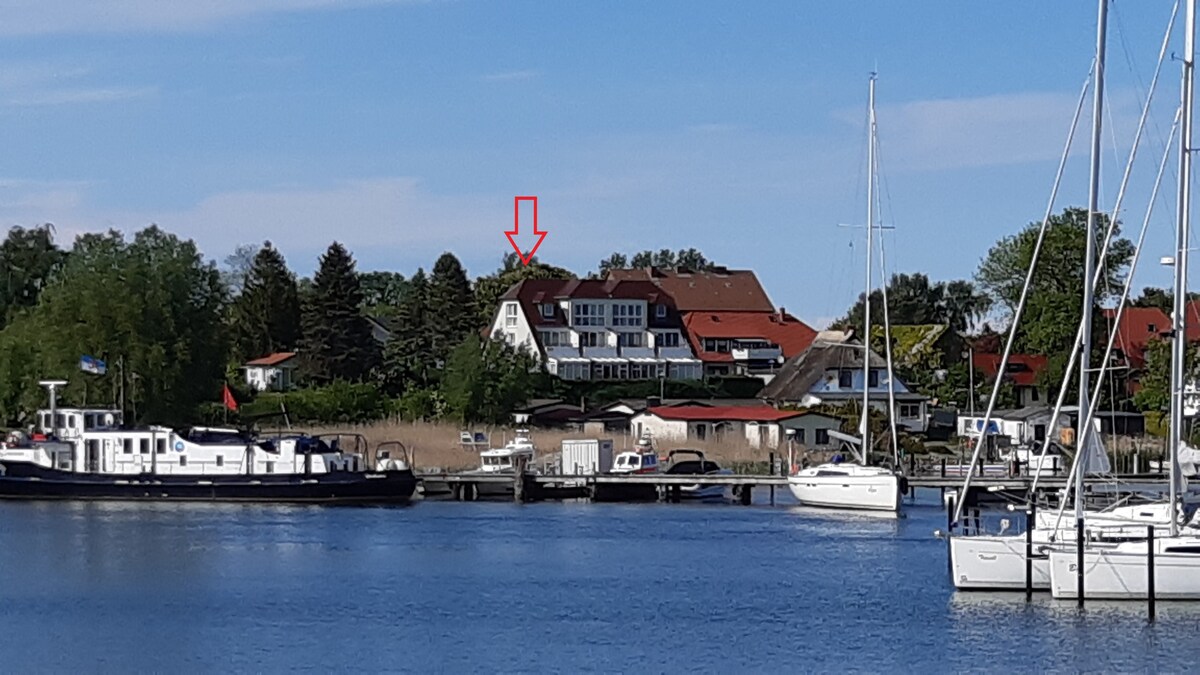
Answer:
0 1 1189 327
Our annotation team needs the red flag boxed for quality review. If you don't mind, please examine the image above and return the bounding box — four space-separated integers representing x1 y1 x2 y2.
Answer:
222 384 238 412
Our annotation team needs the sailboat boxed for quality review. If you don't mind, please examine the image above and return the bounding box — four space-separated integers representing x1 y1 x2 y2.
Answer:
1048 0 1200 600
787 74 903 513
949 0 1188 590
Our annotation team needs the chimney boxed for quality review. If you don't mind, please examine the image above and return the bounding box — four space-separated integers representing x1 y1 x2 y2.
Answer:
778 306 786 321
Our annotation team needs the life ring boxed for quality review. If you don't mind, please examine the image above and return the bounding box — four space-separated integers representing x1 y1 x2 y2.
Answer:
174 440 185 452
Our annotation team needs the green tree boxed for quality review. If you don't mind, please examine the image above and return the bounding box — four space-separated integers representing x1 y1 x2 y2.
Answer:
840 272 991 336
381 268 434 393
441 334 545 424
221 243 257 294
474 252 573 326
299 242 380 382
427 252 477 367
0 224 66 330
976 207 1134 358
630 250 653 268
359 271 409 316
597 252 628 275
23 227 228 423
230 242 301 361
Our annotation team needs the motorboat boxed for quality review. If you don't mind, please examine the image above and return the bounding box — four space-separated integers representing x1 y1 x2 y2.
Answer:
461 427 537 498
611 433 661 474
0 394 417 504
663 449 732 502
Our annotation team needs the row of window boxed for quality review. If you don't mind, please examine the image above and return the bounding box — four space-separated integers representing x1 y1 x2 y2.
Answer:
702 338 778 353
556 362 702 380
540 330 681 348
791 428 832 445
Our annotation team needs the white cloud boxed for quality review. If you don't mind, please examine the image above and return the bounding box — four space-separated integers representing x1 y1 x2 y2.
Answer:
0 0 426 36
0 60 155 107
6 86 156 107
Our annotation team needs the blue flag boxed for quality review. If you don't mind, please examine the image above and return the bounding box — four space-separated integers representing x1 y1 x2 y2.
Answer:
80 355 107 375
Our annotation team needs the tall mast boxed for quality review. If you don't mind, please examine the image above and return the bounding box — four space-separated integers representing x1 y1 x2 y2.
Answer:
1076 0 1107 524
1170 0 1195 538
861 73 877 466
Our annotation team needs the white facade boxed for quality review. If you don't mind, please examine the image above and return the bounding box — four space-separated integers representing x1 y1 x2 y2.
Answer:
491 298 702 381
629 412 791 448
244 362 296 392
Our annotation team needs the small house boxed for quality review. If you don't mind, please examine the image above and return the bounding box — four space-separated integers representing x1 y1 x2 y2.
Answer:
243 352 298 392
629 405 804 449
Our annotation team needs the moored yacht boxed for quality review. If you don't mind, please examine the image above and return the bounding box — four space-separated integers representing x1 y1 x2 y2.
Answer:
0 387 417 503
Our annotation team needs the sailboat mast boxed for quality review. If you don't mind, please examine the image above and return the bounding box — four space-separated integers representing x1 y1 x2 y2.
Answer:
1076 0 1107 523
1170 0 1195 539
861 73 877 466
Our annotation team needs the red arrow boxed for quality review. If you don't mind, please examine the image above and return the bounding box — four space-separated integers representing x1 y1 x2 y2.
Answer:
506 195 547 266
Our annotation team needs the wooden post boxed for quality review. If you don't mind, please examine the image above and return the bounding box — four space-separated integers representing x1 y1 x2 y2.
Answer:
670 485 681 503
1148 526 1156 622
1025 504 1035 601
740 484 752 506
940 458 946 478
514 455 528 503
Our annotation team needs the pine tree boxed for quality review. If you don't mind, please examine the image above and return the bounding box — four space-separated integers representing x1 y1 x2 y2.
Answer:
381 268 433 393
230 242 301 360
299 242 380 382
427 252 476 369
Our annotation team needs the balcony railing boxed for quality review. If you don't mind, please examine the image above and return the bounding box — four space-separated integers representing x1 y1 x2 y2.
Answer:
731 346 782 361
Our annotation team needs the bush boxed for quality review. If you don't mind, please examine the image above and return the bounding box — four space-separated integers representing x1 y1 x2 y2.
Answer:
242 381 390 425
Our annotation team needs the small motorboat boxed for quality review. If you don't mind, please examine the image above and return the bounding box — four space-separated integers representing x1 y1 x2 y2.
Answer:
611 433 661 474
664 449 732 502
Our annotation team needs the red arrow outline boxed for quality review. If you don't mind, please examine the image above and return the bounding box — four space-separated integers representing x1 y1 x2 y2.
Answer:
506 195 547 266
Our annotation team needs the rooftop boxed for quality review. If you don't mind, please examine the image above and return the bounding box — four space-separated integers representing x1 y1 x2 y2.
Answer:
682 311 817 362
605 267 775 312
244 352 297 367
643 405 803 422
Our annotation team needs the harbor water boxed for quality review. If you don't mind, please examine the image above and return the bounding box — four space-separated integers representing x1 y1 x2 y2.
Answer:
0 491 1195 672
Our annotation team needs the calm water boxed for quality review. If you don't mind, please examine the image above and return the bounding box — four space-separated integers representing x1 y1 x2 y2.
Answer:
0 491 1195 673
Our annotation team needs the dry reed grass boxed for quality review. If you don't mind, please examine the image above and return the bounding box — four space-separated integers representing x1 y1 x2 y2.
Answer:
302 419 781 472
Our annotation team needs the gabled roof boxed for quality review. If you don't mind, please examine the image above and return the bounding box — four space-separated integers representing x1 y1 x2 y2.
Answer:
499 278 681 328
605 267 775 312
758 332 888 402
642 405 803 422
244 352 297 367
683 311 817 362
972 352 1048 387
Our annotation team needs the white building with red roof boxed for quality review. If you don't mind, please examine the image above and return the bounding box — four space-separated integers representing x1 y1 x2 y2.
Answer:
242 351 298 392
629 404 805 448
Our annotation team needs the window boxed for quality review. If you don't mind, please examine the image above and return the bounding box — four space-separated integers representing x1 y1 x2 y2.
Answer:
899 403 921 419
540 331 564 347
66 415 75 429
618 332 643 347
216 455 224 467
702 338 731 353
572 303 604 327
505 302 518 328
656 332 680 348
695 424 707 440
1148 323 1157 333
795 428 806 444
580 331 602 347
1031 387 1040 402
815 429 830 445
266 461 275 474
179 456 188 467
838 370 853 389
540 303 555 319
612 303 644 327
656 303 667 319
123 438 133 454
868 370 879 388
139 438 150 455
156 438 166 455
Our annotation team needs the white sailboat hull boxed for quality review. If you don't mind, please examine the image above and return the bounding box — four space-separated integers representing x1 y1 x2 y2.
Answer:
1049 539 1200 599
949 534 1051 591
787 468 901 512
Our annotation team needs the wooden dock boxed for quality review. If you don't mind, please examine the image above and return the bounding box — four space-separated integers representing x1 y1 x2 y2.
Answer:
416 470 1180 506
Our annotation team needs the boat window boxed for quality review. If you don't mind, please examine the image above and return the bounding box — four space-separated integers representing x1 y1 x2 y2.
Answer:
266 461 275 474
123 438 133 454
156 438 166 455
66 415 76 429
55 414 65 429
139 438 150 454
1165 546 1200 554
179 456 187 466
216 455 224 467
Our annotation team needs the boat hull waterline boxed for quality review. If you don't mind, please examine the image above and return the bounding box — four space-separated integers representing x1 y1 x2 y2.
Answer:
787 471 902 512
0 463 418 503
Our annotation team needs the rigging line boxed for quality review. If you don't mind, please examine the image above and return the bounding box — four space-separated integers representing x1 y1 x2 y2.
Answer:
953 62 1093 526
873 140 901 467
1045 107 1180 534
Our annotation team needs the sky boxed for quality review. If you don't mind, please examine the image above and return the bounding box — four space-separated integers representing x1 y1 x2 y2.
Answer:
0 0 1191 328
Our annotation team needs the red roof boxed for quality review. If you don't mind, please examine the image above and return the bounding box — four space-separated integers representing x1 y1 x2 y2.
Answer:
606 267 775 312
645 405 803 422
972 352 1047 387
682 311 817 363
244 352 297 367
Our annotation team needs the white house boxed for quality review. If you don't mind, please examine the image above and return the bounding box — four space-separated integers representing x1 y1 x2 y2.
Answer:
489 278 702 381
243 352 298 392
630 405 804 449
759 331 929 432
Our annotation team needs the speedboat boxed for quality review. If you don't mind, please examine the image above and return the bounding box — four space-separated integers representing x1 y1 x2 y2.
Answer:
611 433 661 474
663 449 732 502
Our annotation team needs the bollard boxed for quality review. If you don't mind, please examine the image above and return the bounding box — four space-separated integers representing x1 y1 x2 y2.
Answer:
1148 526 1156 622
1025 504 1036 600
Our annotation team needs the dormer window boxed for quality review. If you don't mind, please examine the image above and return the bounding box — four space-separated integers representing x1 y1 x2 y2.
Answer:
540 303 555 319
1148 323 1157 333
868 370 879 388
656 303 667 319
838 370 853 389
